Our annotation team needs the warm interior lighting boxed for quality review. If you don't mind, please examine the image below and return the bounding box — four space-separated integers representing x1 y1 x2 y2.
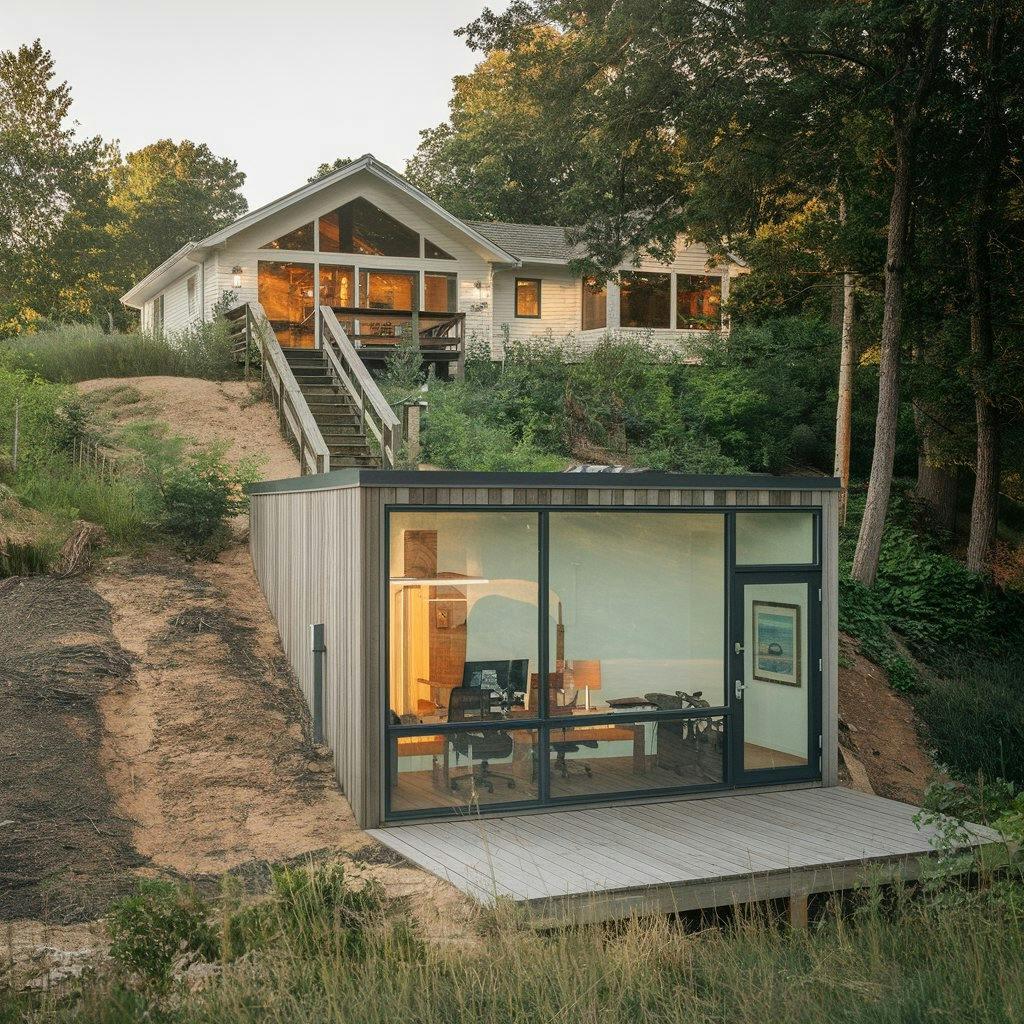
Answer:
389 577 491 586
232 265 243 288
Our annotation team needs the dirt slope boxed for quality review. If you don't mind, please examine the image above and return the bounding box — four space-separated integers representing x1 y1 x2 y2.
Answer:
837 634 934 804
77 377 299 480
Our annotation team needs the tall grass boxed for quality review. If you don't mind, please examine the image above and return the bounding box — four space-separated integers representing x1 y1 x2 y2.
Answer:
918 655 1024 786
8 870 1024 1024
0 321 238 383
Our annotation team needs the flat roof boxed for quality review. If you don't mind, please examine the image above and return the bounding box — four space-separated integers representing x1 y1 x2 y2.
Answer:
248 469 840 496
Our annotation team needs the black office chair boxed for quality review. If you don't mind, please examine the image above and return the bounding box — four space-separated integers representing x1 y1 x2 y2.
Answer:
549 691 598 779
447 686 516 794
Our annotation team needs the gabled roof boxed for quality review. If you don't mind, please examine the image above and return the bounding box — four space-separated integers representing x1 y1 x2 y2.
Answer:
121 154 519 307
466 220 582 263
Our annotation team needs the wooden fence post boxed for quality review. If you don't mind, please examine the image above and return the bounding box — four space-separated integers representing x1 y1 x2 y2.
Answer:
11 399 19 473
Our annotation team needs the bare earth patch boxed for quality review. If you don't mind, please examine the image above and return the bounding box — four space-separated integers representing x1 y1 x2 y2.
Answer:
838 634 935 804
76 377 300 481
93 544 473 941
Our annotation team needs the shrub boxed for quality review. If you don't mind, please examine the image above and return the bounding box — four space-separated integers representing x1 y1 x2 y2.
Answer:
107 879 217 990
159 448 258 555
0 365 73 471
225 862 389 961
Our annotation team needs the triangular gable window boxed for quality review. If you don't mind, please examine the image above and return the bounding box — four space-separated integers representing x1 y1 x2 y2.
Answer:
424 238 455 260
260 222 314 251
318 197 419 257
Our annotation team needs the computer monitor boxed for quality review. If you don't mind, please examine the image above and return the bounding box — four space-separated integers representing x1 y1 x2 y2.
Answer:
461 660 510 697
508 659 529 703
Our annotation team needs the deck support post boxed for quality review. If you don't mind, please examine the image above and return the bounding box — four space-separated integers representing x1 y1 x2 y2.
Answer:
788 892 809 929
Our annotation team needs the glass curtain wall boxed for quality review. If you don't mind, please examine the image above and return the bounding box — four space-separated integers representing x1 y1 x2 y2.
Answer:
386 508 731 816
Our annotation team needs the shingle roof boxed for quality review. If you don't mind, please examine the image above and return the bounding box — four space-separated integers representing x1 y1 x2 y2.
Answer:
466 220 581 263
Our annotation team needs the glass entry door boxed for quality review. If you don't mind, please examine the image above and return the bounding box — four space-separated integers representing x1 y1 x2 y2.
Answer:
731 574 820 784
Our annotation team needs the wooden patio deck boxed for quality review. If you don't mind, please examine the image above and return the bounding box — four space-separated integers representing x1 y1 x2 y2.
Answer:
368 787 1003 926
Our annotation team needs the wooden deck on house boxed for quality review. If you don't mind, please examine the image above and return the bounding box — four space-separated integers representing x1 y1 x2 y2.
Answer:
368 787 1003 926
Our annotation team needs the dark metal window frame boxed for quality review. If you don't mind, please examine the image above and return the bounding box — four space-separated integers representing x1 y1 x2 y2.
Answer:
382 504 822 822
514 277 543 319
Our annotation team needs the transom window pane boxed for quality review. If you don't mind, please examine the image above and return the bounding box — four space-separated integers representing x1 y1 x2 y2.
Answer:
515 278 541 318
425 238 455 260
620 271 670 328
677 274 722 329
319 197 419 257
388 511 540 724
260 222 314 251
424 273 457 314
547 513 726 710
735 513 815 565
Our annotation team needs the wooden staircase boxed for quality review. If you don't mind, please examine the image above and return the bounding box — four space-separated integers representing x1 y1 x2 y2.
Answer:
282 349 380 468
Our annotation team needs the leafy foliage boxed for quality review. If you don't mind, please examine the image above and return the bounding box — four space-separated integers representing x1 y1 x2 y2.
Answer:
106 879 218 990
159 447 258 556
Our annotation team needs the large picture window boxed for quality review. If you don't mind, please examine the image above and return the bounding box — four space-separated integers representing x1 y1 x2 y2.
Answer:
424 272 457 314
319 197 419 257
677 274 722 329
581 278 607 331
360 269 417 311
319 265 355 308
258 261 315 348
620 271 670 328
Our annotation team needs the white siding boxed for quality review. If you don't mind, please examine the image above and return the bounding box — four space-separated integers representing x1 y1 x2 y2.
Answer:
492 265 582 354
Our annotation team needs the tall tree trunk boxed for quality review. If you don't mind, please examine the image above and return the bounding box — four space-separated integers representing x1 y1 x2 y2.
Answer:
851 131 912 586
965 6 1006 575
851 17 946 586
833 263 855 528
914 405 958 535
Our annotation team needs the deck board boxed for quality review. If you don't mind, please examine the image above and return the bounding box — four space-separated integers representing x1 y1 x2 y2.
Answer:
368 787 1002 922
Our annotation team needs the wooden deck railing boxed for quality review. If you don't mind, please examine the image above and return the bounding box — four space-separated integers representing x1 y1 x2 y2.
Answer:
225 302 331 476
319 306 401 468
328 306 465 375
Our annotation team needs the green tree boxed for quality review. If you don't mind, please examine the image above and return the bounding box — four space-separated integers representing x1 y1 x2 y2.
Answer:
406 46 577 223
0 40 112 334
309 156 352 182
109 139 247 288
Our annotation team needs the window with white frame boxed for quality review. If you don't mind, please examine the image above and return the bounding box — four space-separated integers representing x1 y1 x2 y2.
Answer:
187 275 198 318
152 294 164 335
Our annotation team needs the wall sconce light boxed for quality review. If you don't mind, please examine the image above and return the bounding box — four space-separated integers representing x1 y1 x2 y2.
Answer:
231 265 243 289
474 279 483 300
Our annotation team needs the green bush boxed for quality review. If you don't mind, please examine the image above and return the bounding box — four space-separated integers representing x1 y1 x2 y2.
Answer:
225 862 390 961
107 879 218 990
0 365 74 471
159 448 258 555
0 320 239 384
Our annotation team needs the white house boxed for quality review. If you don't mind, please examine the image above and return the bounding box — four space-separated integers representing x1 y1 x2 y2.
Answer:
121 154 742 361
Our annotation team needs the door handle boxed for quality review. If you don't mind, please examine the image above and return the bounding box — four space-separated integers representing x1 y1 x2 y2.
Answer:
734 642 744 654
734 679 747 700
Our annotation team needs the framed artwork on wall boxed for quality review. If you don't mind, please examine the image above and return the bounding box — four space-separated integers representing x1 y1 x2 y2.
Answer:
752 601 801 686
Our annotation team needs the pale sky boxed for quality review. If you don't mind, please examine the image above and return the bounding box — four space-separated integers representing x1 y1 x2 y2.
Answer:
2 0 505 209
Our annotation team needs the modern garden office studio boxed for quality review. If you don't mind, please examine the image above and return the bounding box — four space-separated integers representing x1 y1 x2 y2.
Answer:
248 470 839 829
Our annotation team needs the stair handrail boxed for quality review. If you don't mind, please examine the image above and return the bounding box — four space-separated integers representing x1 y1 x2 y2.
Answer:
319 305 401 468
238 301 331 475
